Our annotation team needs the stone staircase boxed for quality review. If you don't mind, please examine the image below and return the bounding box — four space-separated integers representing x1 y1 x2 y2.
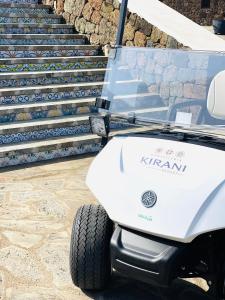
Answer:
0 0 108 168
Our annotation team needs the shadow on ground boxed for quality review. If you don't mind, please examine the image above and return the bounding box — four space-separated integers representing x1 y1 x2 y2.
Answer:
85 275 214 300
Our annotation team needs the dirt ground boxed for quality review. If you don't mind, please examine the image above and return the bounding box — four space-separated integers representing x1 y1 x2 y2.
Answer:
0 156 212 300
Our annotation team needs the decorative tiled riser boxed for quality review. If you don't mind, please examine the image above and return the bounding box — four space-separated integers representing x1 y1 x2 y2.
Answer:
0 124 91 145
0 74 104 88
0 61 106 72
0 28 74 34
0 17 61 24
0 39 85 45
0 49 98 58
0 142 100 168
0 88 102 104
0 0 38 3
0 105 95 123
0 122 128 145
0 8 49 14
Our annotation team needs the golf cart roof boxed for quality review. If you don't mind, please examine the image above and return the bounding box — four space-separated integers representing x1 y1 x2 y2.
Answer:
101 47 225 139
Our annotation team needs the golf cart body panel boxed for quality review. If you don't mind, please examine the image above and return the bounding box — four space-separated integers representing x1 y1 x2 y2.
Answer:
86 136 225 243
87 47 225 243
77 47 225 295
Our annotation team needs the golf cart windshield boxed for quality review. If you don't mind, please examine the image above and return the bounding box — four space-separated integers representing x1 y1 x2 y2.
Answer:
101 47 225 137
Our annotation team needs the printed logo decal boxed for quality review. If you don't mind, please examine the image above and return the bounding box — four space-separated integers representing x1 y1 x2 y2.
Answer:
140 148 187 175
140 156 187 174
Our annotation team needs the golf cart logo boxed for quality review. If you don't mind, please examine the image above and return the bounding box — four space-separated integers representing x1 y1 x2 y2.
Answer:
155 148 185 158
141 191 157 208
140 148 187 175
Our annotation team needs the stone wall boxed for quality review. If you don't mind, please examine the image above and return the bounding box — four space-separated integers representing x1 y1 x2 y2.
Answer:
43 0 183 49
160 0 225 26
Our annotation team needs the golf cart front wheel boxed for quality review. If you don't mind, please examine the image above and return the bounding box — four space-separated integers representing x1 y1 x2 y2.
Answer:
70 204 113 290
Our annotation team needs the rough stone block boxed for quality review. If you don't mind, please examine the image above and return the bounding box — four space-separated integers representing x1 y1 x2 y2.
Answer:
160 32 168 46
90 33 100 44
151 26 162 43
88 0 103 10
91 9 102 24
126 41 134 47
128 13 137 26
110 9 120 25
65 0 85 16
134 31 146 47
160 83 170 98
170 81 183 97
101 1 114 17
56 0 65 14
183 83 207 99
82 2 93 20
166 36 178 49
113 0 120 9
85 21 96 33
135 17 152 36
124 22 135 41
75 17 87 33
163 65 177 82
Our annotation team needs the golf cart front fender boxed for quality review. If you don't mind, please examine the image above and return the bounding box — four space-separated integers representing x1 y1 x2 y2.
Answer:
86 135 225 243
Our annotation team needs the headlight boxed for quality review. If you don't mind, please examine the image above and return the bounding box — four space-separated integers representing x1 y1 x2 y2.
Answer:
89 115 110 137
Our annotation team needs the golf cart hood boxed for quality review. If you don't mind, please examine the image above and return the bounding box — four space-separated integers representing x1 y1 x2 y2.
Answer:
87 136 225 243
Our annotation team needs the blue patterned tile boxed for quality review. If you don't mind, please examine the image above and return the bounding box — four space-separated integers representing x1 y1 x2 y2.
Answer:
0 124 91 145
0 38 85 45
0 60 106 72
0 74 104 88
0 8 50 14
0 142 101 168
0 49 98 58
0 16 62 24
0 87 102 104
0 27 74 34
0 0 38 3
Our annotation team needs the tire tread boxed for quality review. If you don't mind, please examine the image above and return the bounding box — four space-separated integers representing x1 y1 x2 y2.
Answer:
70 204 113 290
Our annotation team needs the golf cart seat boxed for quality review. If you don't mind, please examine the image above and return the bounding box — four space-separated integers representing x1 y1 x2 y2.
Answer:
207 70 225 121
168 71 225 125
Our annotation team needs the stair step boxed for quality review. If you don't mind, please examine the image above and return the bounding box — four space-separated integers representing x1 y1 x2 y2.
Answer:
0 133 98 153
0 114 92 145
0 4 51 15
0 45 100 58
0 79 144 105
0 68 106 87
0 81 104 104
0 126 147 168
0 23 74 34
0 56 107 72
0 13 63 24
0 133 101 168
0 33 86 45
0 97 96 122
0 0 38 3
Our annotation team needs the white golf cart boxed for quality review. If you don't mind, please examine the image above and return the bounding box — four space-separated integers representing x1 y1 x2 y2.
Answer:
69 47 225 299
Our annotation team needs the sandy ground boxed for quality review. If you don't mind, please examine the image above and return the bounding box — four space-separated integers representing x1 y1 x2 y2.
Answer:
0 156 213 300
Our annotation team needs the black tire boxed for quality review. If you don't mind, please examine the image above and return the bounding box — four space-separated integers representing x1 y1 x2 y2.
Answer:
70 204 113 290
